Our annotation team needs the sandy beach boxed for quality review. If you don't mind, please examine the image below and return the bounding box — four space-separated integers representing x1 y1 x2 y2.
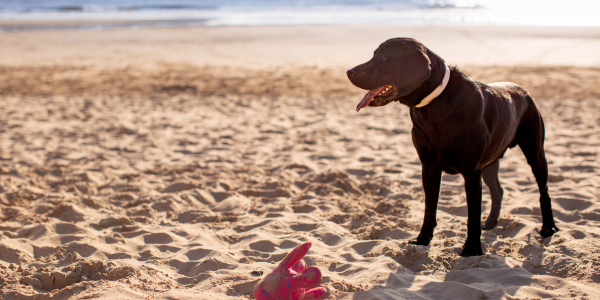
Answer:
1 24 600 299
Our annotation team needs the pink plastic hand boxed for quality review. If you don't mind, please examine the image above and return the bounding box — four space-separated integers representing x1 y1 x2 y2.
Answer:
254 242 330 300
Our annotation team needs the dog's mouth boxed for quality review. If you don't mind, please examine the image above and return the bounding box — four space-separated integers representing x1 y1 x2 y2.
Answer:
355 85 396 112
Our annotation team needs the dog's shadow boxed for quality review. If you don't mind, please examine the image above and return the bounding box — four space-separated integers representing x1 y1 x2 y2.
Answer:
350 249 550 299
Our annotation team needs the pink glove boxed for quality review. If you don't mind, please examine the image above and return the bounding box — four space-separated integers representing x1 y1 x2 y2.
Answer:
254 242 330 300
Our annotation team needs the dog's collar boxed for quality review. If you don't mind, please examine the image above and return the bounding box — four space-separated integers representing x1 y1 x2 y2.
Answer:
414 64 450 108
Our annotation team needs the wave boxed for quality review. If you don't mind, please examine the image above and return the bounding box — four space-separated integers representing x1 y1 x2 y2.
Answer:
0 0 485 14
3 5 219 13
1 1 599 30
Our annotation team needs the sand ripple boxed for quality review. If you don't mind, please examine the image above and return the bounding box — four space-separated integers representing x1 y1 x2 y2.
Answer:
1 88 599 299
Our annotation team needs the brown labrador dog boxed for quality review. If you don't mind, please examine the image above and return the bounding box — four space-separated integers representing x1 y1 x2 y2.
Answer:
347 38 559 256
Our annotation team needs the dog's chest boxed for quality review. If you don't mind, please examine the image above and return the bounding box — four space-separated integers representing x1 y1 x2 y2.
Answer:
412 127 481 175
432 147 463 175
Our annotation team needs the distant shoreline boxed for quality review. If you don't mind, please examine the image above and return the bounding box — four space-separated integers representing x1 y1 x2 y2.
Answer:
2 6 600 32
0 18 214 32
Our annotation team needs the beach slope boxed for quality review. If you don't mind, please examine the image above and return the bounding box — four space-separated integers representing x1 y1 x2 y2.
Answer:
1 24 600 299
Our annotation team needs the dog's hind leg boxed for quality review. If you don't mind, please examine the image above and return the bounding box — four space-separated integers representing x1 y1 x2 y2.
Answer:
516 110 559 238
482 160 503 230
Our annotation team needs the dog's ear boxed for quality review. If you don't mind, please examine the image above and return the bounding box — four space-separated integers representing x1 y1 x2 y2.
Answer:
395 50 431 96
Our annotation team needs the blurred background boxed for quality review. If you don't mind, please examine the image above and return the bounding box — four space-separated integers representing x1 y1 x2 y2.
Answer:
1 1 600 300
2 0 600 31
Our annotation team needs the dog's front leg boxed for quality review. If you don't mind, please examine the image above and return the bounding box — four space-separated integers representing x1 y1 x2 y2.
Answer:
461 169 484 256
410 161 441 246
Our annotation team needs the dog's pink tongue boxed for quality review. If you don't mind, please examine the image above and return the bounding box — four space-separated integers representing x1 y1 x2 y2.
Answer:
356 87 385 112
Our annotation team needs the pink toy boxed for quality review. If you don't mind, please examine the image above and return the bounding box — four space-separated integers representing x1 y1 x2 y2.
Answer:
254 242 330 300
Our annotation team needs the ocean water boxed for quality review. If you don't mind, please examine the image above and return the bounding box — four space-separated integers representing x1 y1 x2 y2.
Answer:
1 0 599 31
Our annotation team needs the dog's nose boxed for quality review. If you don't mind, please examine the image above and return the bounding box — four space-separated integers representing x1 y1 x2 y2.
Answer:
346 69 356 79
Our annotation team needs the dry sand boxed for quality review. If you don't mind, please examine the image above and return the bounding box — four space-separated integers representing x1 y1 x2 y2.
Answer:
0 24 599 299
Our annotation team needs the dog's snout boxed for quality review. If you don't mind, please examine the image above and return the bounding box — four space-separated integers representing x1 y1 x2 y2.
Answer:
346 69 356 79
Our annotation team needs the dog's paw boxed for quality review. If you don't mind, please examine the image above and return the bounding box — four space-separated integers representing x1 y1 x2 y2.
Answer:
482 219 498 230
540 225 559 238
460 239 484 257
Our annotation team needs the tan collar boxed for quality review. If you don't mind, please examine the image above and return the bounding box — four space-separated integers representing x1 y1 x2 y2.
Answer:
414 64 450 108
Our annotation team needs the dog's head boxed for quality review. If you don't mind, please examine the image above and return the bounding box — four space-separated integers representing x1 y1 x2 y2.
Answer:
347 38 444 111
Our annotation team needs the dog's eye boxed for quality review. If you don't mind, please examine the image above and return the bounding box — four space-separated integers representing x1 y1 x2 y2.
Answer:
381 57 386 61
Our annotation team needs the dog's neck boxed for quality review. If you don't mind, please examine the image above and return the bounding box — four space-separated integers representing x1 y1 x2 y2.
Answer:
414 64 450 108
